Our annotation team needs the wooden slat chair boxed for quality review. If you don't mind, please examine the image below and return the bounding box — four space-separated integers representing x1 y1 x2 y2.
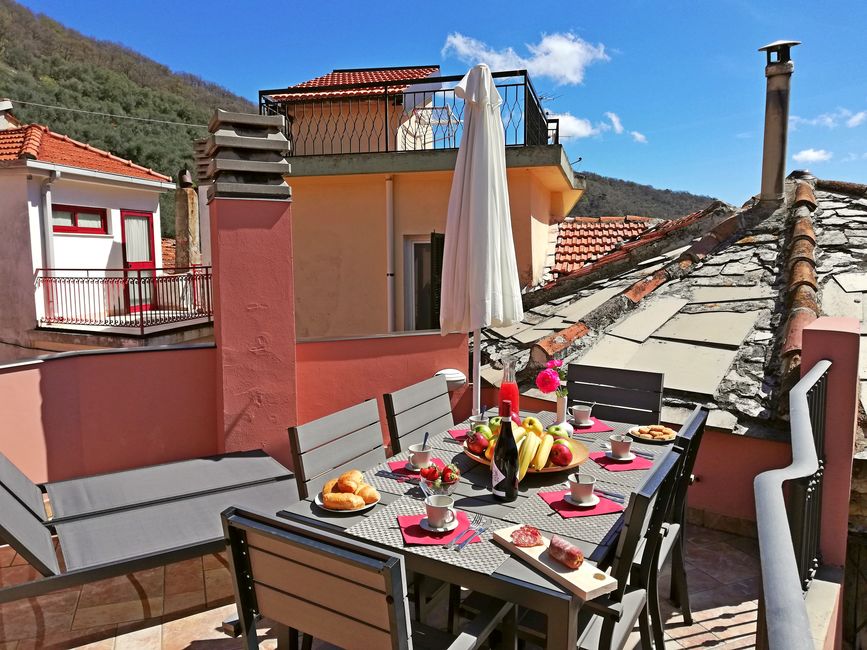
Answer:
288 399 387 500
517 449 683 650
567 364 664 426
384 376 454 455
222 508 514 650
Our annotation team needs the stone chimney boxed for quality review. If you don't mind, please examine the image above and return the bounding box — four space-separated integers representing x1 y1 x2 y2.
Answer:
0 99 18 130
758 40 800 203
174 168 200 268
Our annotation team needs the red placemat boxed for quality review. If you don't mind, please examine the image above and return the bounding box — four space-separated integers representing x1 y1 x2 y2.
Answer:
588 451 653 471
387 457 446 476
397 510 480 546
571 417 614 434
447 428 470 442
539 489 625 519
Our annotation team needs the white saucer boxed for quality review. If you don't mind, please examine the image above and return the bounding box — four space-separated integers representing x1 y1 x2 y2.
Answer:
404 462 430 473
419 517 459 533
565 494 600 508
605 451 636 462
573 419 594 428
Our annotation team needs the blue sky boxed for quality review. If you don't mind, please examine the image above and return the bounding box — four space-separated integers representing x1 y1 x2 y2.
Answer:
17 0 867 204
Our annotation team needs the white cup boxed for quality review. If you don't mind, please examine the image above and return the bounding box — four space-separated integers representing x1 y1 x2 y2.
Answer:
408 443 433 469
609 434 632 459
572 404 593 425
425 494 456 528
568 473 596 504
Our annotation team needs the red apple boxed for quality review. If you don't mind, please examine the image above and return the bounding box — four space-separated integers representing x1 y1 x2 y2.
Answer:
549 440 573 466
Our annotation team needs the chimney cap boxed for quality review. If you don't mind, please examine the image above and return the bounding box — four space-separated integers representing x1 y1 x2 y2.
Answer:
0 99 12 112
758 40 801 52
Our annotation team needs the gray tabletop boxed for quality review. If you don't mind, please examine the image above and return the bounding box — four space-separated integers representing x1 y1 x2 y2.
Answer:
279 411 673 649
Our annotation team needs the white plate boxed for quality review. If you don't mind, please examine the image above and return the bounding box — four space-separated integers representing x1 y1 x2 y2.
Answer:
419 516 459 533
314 493 380 513
605 451 636 462
564 494 600 508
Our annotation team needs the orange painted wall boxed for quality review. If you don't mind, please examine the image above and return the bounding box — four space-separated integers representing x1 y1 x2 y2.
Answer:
0 347 217 483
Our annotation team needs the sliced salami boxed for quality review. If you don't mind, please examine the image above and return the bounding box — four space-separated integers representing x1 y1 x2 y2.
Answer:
511 524 544 547
549 534 584 569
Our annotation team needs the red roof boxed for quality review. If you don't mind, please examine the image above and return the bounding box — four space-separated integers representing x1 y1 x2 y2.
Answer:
0 125 171 182
551 216 656 279
268 66 440 102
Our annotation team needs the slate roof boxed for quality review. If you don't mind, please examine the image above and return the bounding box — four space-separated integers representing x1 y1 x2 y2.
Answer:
0 125 170 182
480 174 867 439
267 66 441 102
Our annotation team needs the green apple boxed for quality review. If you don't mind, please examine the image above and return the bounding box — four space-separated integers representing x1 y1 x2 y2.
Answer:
472 424 493 440
489 416 503 435
547 424 570 439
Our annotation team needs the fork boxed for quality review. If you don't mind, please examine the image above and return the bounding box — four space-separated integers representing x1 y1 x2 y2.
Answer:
445 513 483 550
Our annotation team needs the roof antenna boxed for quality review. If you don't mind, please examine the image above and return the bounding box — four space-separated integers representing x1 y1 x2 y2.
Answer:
570 157 583 167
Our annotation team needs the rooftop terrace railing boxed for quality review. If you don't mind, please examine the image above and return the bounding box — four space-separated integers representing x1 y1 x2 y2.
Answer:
754 358 830 650
36 266 213 336
259 70 560 157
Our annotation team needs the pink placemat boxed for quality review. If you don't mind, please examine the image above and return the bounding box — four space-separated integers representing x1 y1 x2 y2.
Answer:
397 510 480 546
539 489 625 519
387 457 446 477
571 417 614 434
447 428 470 442
588 451 653 471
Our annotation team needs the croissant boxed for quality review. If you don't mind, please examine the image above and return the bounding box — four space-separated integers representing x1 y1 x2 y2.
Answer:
355 485 380 504
322 479 339 495
323 492 364 510
337 470 364 494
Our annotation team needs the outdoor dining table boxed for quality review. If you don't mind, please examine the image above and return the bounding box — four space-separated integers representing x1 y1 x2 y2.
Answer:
279 410 673 649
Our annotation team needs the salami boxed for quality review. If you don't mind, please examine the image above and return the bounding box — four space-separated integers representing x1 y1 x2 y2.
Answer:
511 525 544 547
548 535 584 569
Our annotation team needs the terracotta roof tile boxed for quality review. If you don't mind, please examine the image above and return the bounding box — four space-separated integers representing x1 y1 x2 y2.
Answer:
550 216 655 280
268 66 440 102
0 125 170 182
793 180 817 209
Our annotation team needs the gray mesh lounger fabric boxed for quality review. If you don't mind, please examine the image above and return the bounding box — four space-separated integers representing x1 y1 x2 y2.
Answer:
54 478 298 572
0 453 47 520
45 450 290 520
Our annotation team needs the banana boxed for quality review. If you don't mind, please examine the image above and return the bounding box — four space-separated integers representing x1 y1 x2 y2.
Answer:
532 434 554 470
518 433 540 481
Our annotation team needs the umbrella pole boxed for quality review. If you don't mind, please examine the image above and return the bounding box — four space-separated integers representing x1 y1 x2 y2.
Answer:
472 328 481 415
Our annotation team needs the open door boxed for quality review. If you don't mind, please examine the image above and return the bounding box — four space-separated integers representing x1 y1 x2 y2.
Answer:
121 210 156 313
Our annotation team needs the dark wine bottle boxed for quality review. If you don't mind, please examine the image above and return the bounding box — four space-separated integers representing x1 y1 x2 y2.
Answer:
491 400 519 502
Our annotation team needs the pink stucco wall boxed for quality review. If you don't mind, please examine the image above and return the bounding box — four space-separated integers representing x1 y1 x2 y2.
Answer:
0 346 217 483
296 332 469 447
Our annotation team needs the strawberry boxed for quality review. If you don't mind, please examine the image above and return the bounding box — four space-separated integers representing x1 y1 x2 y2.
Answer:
442 464 460 484
420 465 440 481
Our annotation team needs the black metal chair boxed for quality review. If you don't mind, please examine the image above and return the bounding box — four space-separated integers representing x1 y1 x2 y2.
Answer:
383 375 454 455
222 507 514 650
287 399 387 500
0 450 296 604
567 364 664 426
517 449 683 650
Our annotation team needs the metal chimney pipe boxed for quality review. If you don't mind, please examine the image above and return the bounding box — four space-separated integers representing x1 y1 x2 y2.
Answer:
758 40 800 203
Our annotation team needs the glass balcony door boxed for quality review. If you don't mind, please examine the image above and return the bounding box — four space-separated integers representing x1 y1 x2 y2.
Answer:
121 211 156 313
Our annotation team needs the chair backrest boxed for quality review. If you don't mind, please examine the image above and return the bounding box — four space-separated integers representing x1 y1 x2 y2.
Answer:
567 364 664 426
222 507 412 650
0 452 47 520
383 375 454 455
288 399 386 500
670 405 710 523
609 450 681 599
0 483 60 576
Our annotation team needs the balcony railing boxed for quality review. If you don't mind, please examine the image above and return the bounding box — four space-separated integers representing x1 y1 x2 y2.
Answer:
36 267 213 335
259 69 560 157
754 358 831 650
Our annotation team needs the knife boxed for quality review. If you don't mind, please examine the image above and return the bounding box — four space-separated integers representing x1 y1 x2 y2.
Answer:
456 526 487 551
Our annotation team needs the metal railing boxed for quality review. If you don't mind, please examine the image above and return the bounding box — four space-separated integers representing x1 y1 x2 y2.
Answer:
259 70 560 157
36 267 213 336
754 358 831 650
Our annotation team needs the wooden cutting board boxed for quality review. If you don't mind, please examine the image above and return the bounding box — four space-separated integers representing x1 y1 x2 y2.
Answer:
492 525 618 600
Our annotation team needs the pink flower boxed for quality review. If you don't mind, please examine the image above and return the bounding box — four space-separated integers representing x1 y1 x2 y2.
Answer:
546 359 563 369
535 368 561 394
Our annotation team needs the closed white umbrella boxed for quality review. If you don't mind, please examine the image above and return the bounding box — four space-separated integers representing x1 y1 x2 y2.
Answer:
439 64 524 415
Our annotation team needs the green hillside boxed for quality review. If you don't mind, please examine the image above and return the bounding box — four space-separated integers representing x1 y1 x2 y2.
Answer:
573 171 720 219
0 0 255 235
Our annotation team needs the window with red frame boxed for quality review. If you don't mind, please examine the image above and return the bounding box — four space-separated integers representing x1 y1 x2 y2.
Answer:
51 205 108 234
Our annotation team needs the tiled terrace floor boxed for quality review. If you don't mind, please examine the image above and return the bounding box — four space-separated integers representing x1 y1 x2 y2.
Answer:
1 526 759 649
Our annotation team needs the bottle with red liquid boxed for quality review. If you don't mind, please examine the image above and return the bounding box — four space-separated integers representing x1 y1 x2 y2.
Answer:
498 356 520 417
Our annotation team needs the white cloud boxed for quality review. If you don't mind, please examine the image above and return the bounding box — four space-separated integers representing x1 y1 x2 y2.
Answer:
792 148 832 163
630 131 648 143
442 32 608 85
550 112 604 138
847 111 867 128
841 152 867 162
605 111 624 134
735 132 752 139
